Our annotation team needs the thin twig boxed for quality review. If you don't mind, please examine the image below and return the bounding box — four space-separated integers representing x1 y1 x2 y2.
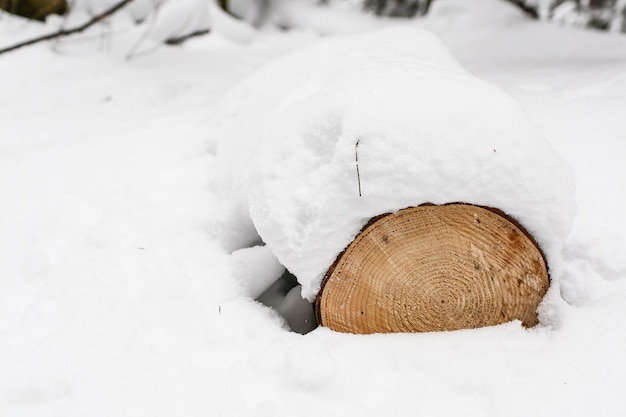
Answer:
355 139 362 197
0 0 135 56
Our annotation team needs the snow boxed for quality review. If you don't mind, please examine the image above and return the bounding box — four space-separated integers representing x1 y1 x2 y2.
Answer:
1 0 626 416
231 245 285 299
214 26 576 301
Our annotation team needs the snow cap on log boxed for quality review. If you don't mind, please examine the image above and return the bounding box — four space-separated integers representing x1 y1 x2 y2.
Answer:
215 27 576 302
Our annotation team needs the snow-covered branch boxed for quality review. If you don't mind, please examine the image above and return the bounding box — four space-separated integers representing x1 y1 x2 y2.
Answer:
506 0 626 33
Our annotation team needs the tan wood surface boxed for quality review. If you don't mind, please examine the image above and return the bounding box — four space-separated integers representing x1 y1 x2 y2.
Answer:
315 204 549 334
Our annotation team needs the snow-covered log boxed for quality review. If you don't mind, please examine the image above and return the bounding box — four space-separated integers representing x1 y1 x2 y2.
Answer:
214 27 576 331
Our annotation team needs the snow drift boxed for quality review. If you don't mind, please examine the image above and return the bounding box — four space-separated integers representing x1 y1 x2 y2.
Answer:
214 27 576 303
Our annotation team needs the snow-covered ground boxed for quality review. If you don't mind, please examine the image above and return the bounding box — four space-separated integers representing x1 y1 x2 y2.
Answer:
1 0 626 416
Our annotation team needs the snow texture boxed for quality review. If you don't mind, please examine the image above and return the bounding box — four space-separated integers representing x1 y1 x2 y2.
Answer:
231 245 285 298
215 27 577 301
2 0 626 416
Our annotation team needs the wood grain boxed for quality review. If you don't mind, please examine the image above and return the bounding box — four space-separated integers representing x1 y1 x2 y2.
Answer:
315 204 549 334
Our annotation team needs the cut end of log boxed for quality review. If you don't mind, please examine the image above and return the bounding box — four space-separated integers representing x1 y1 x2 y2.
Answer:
314 204 549 334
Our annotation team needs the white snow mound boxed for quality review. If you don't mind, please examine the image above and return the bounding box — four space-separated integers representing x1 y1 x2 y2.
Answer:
215 27 576 301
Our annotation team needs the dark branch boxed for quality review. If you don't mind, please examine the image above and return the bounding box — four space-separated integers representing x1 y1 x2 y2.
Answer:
164 29 210 45
505 0 540 19
0 0 134 55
